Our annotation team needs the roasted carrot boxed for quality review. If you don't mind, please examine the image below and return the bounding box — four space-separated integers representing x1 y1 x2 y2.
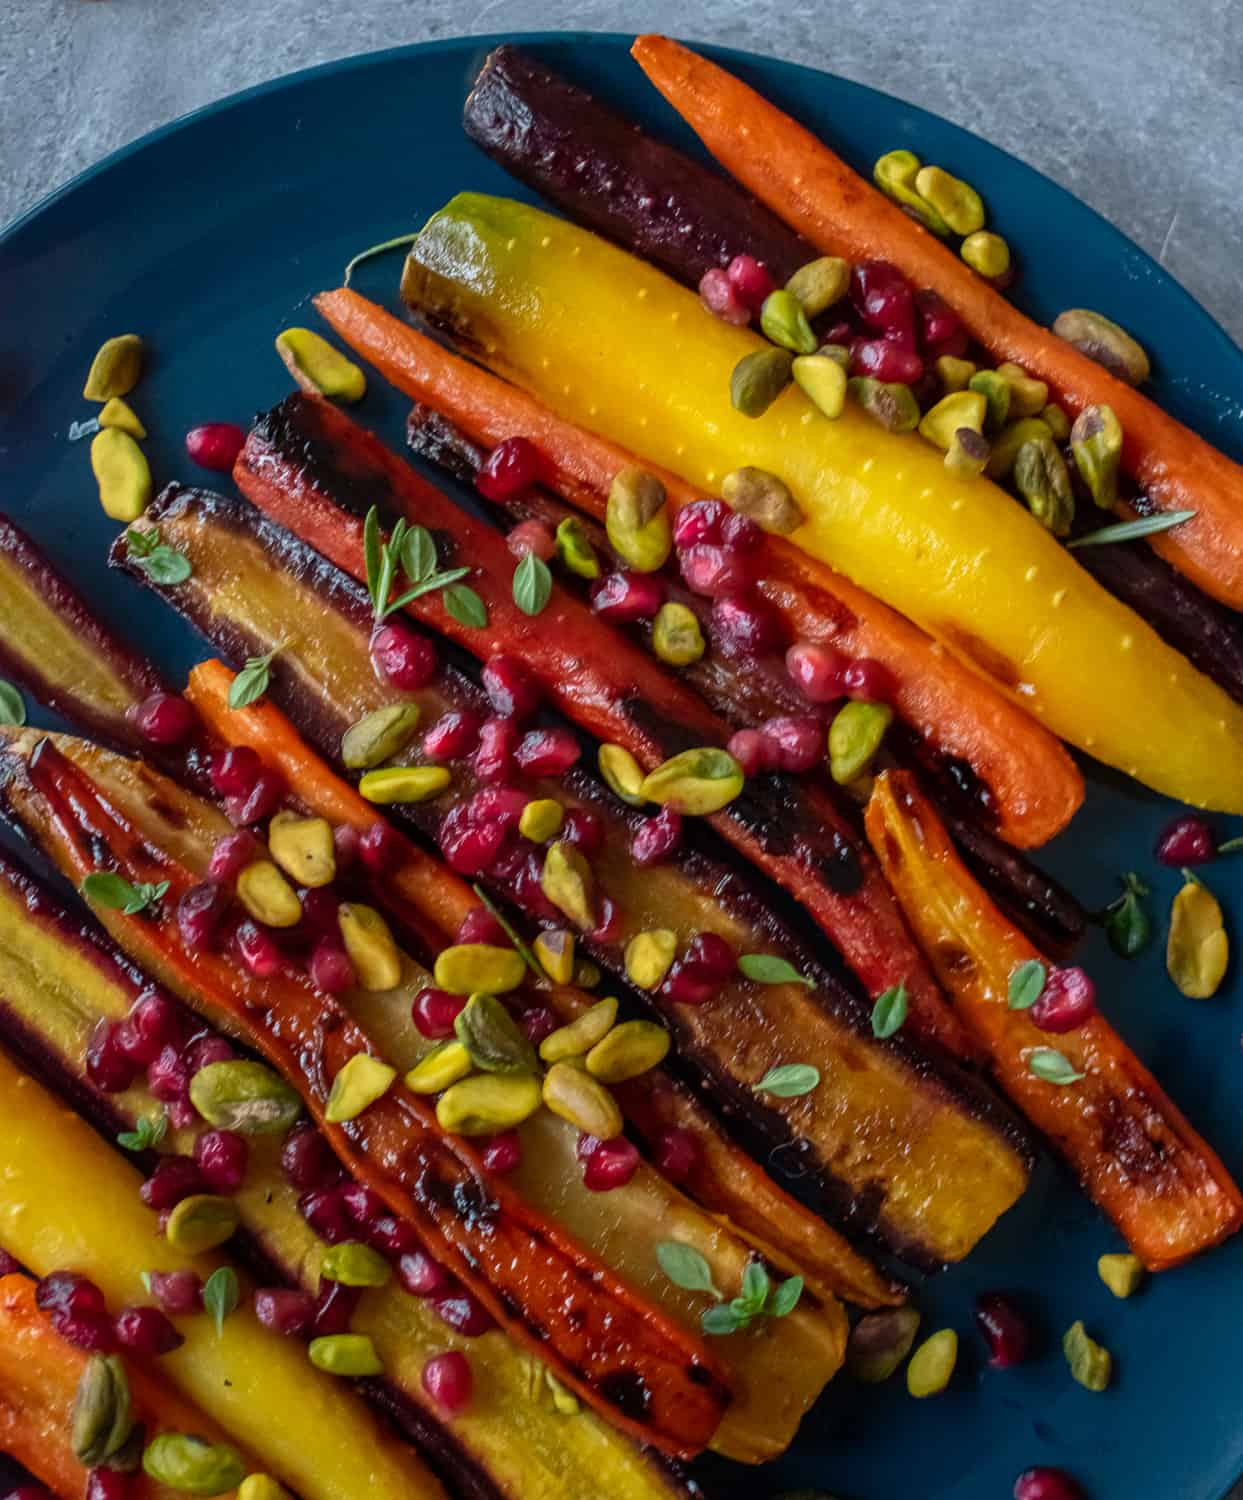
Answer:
631 34 1243 611
864 771 1243 1269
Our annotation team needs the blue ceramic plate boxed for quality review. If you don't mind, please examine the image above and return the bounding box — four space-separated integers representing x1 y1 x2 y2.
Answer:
2 33 1241 1500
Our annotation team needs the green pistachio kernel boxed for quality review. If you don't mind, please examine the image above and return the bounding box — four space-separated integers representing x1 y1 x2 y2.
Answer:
518 797 564 843
1070 404 1123 508
945 428 991 478
90 428 152 523
1063 1320 1112 1391
73 1355 134 1466
358 765 452 804
238 1477 291 1500
828 702 892 784
188 1060 302 1135
1040 402 1072 443
98 397 146 438
338 903 403 991
1097 1252 1145 1299
935 355 977 393
819 342 851 369
236 859 302 929
586 1020 671 1083
555 516 601 579
995 362 1049 419
83 334 144 402
598 743 648 806
624 929 678 991
164 1195 240 1255
341 704 422 770
985 417 1053 479
730 347 795 418
845 1306 922 1383
873 150 952 235
967 370 1012 433
651 602 706 666
606 466 673 572
533 928 575 985
1052 308 1150 385
759 290 818 355
143 1433 247 1496
308 1333 385 1378
540 842 597 930
325 1052 397 1122
436 1072 543 1135
792 353 848 420
784 256 850 317
456 994 538 1074
847 378 920 433
721 466 804 534
914 165 986 235
918 391 987 450
275 328 366 402
268 810 336 889
573 959 602 989
1014 435 1075 537
907 1329 958 1398
404 1039 473 1095
960 230 1011 279
639 747 745 816
433 942 526 996
539 997 619 1064
542 1061 624 1140
321 1240 392 1287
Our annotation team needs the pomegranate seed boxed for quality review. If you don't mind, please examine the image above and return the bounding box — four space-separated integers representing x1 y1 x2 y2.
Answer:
116 990 182 1068
298 1186 352 1244
224 768 285 826
653 1127 700 1182
423 709 483 762
689 932 735 981
207 831 259 882
86 1019 139 1093
786 640 849 703
398 1250 454 1299
422 1350 473 1416
698 267 750 326
440 814 506 877
517 1005 558 1044
660 962 716 1007
86 1470 134 1500
456 907 508 946
841 657 894 703
36 1273 106 1318
591 896 625 945
725 254 776 312
0 1250 22 1277
146 1043 189 1104
311 1279 361 1337
915 289 968 355
281 1124 342 1191
176 881 231 952
515 727 581 776
432 1290 495 1337
185 422 245 472
726 728 781 777
482 654 541 721
193 1130 248 1193
131 692 195 747
678 543 758 598
370 621 438 691
368 1212 420 1260
186 1034 234 1074
506 518 556 560
482 1131 522 1174
850 336 925 385
711 594 782 658
309 940 356 995
474 717 518 784
851 259 915 336
822 318 856 346
1155 814 1215 866
1030 966 1096 1033
148 1270 202 1315
140 1155 204 1211
588 570 664 623
412 987 467 1040
673 500 728 549
583 1137 640 1191
115 1304 183 1356
342 1182 386 1233
333 823 360 871
761 715 825 774
359 820 403 874
467 786 530 831
1013 1469 1085 1500
233 919 282 977
252 1287 315 1339
296 887 339 939
55 1308 117 1352
631 807 683 866
476 436 544 502
975 1292 1032 1367
7 1488 57 1500
210 745 261 800
560 807 604 856
720 510 764 554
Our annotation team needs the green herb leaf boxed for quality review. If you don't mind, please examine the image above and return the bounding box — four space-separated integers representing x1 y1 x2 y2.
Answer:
0 680 26 727
1217 837 1243 855
343 231 422 287
737 954 814 988
202 1266 240 1336
363 507 384 612
471 884 543 980
142 546 193 585
400 525 437 584
1028 1047 1085 1085
385 566 473 616
1007 958 1047 1011
228 643 284 710
125 527 159 559
1102 872 1152 959
81 872 170 915
769 1275 804 1318
739 1260 770 1310
1068 509 1197 549
117 1113 168 1152
512 553 553 617
701 1302 743 1336
442 583 489 629
870 982 908 1038
656 1241 720 1298
753 1063 821 1099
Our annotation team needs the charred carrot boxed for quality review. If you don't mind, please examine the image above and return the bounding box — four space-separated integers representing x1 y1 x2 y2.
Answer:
865 770 1243 1269
631 34 1243 611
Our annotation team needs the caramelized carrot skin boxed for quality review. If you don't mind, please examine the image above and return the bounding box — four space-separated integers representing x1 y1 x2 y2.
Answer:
630 34 1243 611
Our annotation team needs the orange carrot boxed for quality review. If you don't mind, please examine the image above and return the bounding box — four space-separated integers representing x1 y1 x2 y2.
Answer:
315 286 1082 850
630 34 1243 612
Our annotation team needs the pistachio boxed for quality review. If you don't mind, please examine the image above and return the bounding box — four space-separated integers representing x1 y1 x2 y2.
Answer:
906 1329 958 1398
818 342 851 369
828 702 892 784
935 355 977 393
1014 436 1075 537
792 352 848 420
721 466 804 534
945 427 991 478
105 1424 144 1476
405 1040 473 1094
539 997 619 1064
914 166 985 235
555 516 601 579
606 467 672 572
188 1059 302 1135
1063 1320 1111 1392
236 859 303 928
759 290 817 355
98 397 146 438
985 417 1053 479
1166 878 1228 999
308 1333 384 1377
90 428 152 523
730 347 794 418
586 1020 671 1083
83 334 144 402
73 1355 133 1466
598 743 647 806
321 1240 392 1287
639 747 745 816
1040 402 1072 443
960 230 1011 279
624 929 678 991
574 959 602 989
873 150 952 235
239 1477 291 1500
846 377 920 433
358 765 452 804
917 391 987 450
1052 308 1150 385
436 1072 543 1135
341 704 421 770
275 328 366 402
845 1306 922 1383
518 797 564 843
456 994 538 1073
338 902 403 990
164 1194 240 1254
651 601 706 666
967 370 1011 433
542 1061 623 1140
784 256 850 317
143 1433 247 1496
325 1051 397 1122
533 928 575 985
540 841 597 930
995 362 1049 419
268 811 336 889
1069 404 1123 508
434 942 526 996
